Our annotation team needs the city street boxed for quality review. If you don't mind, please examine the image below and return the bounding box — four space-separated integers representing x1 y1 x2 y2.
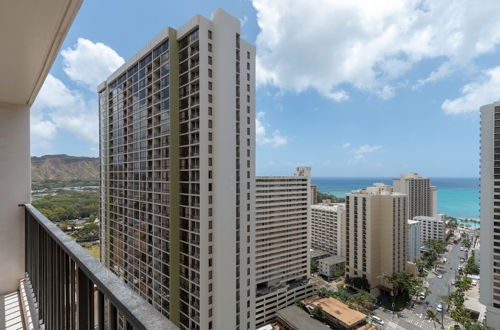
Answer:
374 242 466 329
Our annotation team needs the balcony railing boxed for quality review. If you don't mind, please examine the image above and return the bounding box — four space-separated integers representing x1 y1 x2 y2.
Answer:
24 204 178 330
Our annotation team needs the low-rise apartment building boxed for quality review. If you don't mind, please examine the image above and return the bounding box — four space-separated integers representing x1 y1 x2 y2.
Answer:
414 215 446 243
318 255 345 280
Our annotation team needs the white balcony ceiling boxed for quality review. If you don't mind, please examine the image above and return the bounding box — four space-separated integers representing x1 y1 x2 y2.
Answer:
0 0 82 106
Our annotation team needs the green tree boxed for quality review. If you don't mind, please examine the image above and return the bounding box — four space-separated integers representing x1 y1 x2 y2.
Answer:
311 259 318 273
440 294 453 312
345 277 370 291
349 290 375 313
451 305 471 328
73 222 99 240
464 322 492 330
311 306 325 321
383 273 424 296
427 239 447 254
465 252 479 275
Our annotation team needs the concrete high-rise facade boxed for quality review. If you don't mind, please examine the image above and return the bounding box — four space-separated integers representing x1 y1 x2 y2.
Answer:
480 101 500 328
407 220 422 262
393 173 437 219
99 10 255 330
311 202 345 256
254 167 314 326
344 183 407 295
310 184 318 205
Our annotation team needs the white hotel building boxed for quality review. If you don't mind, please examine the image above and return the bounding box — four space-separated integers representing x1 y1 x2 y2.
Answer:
99 10 255 330
414 215 446 243
254 167 314 326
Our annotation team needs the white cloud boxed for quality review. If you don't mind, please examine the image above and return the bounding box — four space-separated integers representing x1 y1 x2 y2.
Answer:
442 66 500 114
31 38 125 152
344 143 383 164
61 38 125 90
352 144 383 154
253 0 500 100
31 119 57 140
31 74 99 145
256 112 288 148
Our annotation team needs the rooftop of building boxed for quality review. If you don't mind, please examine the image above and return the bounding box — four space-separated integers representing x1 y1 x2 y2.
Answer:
393 173 429 180
311 202 345 211
408 219 421 225
276 305 330 330
303 296 367 327
318 255 345 265
414 215 445 222
348 183 406 197
310 249 330 260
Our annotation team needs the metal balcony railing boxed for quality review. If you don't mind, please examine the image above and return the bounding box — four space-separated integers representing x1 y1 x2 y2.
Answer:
24 204 178 330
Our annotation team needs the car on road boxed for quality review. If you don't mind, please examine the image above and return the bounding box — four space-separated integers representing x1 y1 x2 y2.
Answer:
437 274 443 279
451 280 456 286
460 257 465 263
436 304 443 313
472 280 478 286
371 316 384 325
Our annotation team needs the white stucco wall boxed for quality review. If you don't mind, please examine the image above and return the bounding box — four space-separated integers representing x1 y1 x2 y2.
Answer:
0 103 30 294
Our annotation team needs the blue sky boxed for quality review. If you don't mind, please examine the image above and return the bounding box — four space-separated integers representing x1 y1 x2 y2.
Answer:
31 0 500 177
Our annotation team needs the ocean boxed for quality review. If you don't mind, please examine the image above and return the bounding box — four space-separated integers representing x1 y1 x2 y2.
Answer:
312 177 480 224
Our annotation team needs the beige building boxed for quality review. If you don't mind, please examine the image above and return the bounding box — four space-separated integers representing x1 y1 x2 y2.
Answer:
344 184 407 295
393 173 437 219
311 202 345 256
255 167 313 326
480 101 500 328
99 10 255 330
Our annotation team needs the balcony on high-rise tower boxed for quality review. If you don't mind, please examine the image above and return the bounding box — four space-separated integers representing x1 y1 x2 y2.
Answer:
0 1 177 329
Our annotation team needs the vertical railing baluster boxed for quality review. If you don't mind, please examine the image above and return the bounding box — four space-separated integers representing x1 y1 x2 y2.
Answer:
48 235 53 329
23 205 173 330
42 225 47 327
89 280 95 329
78 267 90 329
98 290 105 330
70 259 76 330
109 302 117 330
64 252 70 330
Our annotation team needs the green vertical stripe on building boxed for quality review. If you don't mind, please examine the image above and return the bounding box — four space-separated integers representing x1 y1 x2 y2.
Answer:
168 27 181 326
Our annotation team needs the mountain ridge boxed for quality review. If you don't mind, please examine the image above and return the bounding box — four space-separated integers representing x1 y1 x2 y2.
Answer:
31 154 99 181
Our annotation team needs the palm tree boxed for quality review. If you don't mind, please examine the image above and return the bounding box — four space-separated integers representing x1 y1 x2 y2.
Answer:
427 309 438 330
440 294 453 312
451 305 471 328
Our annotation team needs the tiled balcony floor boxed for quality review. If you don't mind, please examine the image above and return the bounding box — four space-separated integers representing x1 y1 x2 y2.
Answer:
0 292 24 330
